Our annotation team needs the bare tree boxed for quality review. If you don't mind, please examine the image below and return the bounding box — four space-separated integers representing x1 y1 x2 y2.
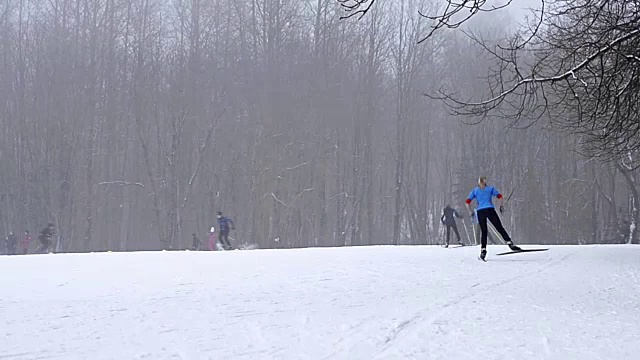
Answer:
431 1 640 164
1 0 636 252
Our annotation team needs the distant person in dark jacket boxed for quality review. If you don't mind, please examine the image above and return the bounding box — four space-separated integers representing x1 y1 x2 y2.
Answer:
191 233 201 251
35 222 56 254
216 211 235 250
441 204 464 247
6 232 17 255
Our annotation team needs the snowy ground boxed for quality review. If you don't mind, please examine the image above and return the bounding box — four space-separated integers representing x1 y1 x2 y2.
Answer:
1 245 639 360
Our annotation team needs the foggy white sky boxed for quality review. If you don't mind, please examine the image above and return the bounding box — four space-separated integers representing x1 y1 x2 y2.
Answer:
504 0 544 21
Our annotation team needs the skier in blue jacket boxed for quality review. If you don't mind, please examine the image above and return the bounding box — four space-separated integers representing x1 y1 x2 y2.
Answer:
216 211 235 250
466 176 520 260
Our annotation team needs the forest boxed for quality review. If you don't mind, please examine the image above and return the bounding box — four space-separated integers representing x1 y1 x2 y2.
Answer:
0 0 637 252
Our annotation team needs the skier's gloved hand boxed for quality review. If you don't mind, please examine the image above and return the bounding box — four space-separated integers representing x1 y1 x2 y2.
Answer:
499 205 505 214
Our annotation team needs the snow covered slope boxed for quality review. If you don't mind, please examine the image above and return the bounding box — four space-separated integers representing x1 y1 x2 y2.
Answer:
1 245 639 360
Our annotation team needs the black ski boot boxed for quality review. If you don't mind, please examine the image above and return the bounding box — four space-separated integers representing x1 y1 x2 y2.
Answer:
506 241 522 251
458 241 465 246
479 248 487 261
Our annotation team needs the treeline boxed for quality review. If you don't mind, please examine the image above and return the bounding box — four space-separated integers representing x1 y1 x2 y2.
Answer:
0 0 635 251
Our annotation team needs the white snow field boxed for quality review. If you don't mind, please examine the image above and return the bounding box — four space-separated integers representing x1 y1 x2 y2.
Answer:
1 245 639 360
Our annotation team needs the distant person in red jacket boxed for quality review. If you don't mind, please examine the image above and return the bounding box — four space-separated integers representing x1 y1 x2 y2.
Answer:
22 231 31 255
208 227 216 251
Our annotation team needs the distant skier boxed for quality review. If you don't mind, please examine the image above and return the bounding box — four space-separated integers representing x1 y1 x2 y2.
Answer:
6 232 17 255
216 211 235 250
35 222 56 254
22 231 31 254
191 233 201 251
466 176 520 261
440 204 464 247
208 227 216 251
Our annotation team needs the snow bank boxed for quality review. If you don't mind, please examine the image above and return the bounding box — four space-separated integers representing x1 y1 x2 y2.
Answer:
1 245 639 359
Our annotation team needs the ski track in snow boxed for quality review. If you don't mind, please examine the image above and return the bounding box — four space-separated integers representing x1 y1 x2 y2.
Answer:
1 245 639 360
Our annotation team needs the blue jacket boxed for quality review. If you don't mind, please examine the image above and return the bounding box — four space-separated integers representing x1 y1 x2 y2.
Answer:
217 216 235 233
467 186 502 211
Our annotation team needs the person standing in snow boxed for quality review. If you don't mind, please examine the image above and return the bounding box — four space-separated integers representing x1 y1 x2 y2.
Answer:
6 232 17 255
35 222 56 254
465 176 520 261
192 233 201 251
440 204 464 247
208 227 216 251
22 230 31 254
216 211 235 250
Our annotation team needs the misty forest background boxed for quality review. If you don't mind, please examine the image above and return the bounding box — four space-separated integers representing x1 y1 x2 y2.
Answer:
0 0 636 252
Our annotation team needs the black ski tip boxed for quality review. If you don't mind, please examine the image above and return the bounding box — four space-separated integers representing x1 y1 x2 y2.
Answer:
496 248 549 256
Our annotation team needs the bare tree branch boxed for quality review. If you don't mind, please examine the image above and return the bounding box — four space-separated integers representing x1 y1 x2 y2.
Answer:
270 193 289 208
432 1 640 163
96 181 146 188
338 0 377 20
435 28 640 108
418 0 516 43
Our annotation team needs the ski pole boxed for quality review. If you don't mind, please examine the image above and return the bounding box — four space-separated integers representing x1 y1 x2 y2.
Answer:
472 223 478 245
488 223 506 244
461 219 472 245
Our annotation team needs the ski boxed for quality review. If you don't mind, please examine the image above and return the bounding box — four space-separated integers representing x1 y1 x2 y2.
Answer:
442 244 470 248
496 248 549 256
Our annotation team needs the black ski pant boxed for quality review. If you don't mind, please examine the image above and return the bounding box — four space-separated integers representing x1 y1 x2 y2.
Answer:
35 238 51 254
477 207 511 249
474 224 496 245
445 223 461 245
218 232 231 249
